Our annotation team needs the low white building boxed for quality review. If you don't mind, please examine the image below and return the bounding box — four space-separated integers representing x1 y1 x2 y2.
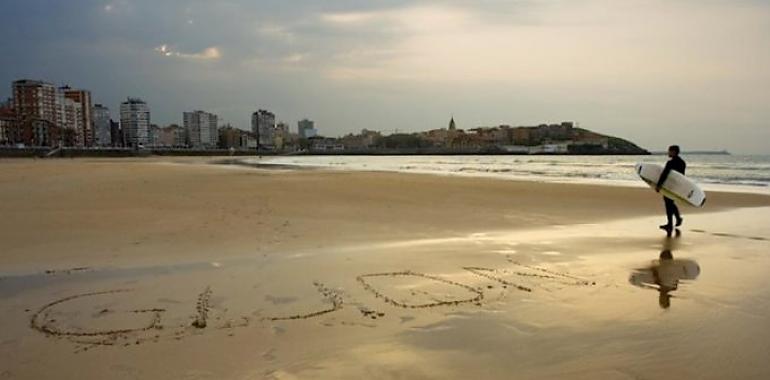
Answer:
530 143 570 154
501 145 530 154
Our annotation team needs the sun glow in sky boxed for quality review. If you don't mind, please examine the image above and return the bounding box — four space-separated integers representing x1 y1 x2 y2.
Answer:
1 0 769 153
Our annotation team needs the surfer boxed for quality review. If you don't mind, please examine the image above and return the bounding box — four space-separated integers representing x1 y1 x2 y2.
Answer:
656 145 686 233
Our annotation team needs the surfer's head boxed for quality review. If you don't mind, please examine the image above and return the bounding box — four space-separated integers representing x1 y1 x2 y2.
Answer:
668 145 680 158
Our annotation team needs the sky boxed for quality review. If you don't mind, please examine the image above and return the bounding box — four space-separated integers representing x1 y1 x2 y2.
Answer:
1 0 769 153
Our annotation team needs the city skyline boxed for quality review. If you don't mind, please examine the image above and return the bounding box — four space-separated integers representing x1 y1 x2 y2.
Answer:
1 1 769 153
3 77 320 140
4 77 642 154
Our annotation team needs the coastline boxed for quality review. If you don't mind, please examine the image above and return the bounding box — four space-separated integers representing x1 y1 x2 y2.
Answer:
241 155 770 195
0 147 651 159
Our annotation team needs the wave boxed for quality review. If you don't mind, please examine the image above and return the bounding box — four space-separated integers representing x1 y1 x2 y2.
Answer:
256 155 770 192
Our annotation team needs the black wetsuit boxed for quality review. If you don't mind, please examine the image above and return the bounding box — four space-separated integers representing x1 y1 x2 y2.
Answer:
657 155 687 227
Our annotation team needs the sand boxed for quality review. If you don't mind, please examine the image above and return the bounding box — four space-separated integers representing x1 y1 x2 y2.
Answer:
1 158 766 270
1 157 769 379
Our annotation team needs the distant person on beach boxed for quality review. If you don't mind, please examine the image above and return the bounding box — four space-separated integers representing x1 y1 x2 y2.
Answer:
656 145 686 232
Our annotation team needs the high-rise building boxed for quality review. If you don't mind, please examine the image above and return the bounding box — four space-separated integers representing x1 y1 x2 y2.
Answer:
297 118 317 139
0 104 15 145
110 120 123 147
12 80 95 146
12 79 57 124
60 86 93 146
183 110 218 148
55 90 83 144
251 109 275 148
92 104 111 146
120 98 150 147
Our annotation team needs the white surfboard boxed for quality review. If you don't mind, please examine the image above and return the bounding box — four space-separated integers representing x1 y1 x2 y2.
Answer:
635 162 706 207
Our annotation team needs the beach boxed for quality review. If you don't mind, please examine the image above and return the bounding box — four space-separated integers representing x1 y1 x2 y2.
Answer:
1 157 770 379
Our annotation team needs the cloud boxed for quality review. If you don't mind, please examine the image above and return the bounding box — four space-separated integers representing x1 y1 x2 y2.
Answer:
256 24 295 43
320 5 472 32
318 1 770 89
283 53 305 63
102 0 131 14
321 11 378 25
1 0 769 153
154 45 221 60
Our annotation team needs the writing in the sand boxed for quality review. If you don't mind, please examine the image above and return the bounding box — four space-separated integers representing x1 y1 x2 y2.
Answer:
30 261 594 351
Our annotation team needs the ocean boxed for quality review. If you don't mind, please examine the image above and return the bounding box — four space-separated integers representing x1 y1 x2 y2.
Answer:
250 154 770 194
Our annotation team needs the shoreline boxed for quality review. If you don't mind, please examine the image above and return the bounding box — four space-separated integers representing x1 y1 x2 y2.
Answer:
235 156 770 195
4 155 768 195
0 147 651 159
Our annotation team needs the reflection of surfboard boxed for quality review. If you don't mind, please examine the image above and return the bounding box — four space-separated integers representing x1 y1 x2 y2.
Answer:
629 259 701 289
635 163 706 207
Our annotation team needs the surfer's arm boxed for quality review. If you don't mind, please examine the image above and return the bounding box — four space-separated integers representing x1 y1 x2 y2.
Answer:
656 161 673 190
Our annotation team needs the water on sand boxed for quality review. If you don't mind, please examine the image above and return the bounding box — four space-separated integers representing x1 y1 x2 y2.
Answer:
2 207 769 379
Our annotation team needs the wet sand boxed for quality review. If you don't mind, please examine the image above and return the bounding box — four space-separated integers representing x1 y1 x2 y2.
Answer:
1 158 770 379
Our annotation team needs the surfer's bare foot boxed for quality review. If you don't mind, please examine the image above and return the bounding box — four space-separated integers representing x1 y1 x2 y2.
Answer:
676 217 683 227
659 224 673 235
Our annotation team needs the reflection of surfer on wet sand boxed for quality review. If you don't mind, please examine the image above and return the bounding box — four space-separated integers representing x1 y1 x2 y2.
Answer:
629 239 700 309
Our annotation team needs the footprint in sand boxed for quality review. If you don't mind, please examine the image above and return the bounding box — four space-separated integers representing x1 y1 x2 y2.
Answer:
690 229 768 242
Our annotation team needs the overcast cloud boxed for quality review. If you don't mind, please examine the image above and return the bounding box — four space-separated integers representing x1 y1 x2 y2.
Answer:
1 0 768 153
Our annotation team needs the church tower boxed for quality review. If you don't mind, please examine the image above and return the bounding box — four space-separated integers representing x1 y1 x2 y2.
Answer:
446 115 458 147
